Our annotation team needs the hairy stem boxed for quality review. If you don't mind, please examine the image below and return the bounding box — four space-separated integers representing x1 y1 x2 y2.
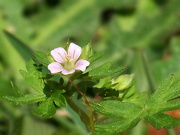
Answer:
68 78 95 132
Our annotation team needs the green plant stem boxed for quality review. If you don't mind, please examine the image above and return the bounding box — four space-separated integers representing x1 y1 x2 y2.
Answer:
68 78 95 132
141 50 156 94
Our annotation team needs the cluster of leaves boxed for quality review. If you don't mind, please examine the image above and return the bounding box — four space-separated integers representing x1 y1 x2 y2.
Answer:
0 31 125 118
91 76 180 135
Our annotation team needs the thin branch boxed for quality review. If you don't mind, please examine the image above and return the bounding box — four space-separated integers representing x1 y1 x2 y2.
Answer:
68 78 95 132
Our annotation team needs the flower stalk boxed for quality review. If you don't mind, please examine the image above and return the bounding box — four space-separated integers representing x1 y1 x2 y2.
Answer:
68 78 95 132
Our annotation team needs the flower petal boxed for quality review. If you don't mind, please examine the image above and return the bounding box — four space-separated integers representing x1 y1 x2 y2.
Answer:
51 47 67 63
48 62 63 73
74 60 90 72
61 69 75 75
68 43 82 61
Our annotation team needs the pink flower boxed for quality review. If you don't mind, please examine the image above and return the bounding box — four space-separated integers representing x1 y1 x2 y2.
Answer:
48 43 90 75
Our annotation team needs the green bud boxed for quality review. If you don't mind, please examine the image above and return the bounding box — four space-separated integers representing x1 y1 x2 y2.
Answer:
113 73 134 91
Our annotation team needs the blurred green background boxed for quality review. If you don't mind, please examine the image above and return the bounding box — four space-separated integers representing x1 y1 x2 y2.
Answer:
0 0 180 134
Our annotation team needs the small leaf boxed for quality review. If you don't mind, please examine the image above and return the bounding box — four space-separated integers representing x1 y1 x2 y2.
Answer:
33 98 56 118
2 94 46 104
33 51 50 66
51 90 66 107
79 43 93 60
89 63 124 79
83 53 104 73
20 59 45 93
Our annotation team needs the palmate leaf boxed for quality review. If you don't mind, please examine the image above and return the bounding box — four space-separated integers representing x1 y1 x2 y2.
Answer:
143 75 180 129
91 100 142 135
145 76 180 113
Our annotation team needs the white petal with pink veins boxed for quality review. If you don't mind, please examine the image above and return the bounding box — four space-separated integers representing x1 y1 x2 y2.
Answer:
62 69 75 75
68 43 82 61
74 60 90 72
48 62 63 73
51 47 67 63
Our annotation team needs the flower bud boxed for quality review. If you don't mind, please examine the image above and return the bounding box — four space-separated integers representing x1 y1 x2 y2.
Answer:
113 73 134 91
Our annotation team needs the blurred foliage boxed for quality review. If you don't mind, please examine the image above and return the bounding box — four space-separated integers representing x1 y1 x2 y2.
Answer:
0 0 180 134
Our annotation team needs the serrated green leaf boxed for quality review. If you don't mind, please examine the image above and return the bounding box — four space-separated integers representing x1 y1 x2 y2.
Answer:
1 94 46 104
33 51 50 66
51 90 66 107
3 31 34 61
145 76 180 113
89 63 124 79
33 98 56 118
20 59 45 93
93 117 140 135
91 100 141 135
143 76 180 130
91 100 142 118
144 113 180 129
89 63 110 77
83 53 104 74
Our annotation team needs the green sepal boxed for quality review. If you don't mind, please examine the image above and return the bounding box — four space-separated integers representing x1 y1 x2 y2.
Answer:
33 98 56 118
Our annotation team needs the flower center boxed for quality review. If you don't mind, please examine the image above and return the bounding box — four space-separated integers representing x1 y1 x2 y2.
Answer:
62 55 75 71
